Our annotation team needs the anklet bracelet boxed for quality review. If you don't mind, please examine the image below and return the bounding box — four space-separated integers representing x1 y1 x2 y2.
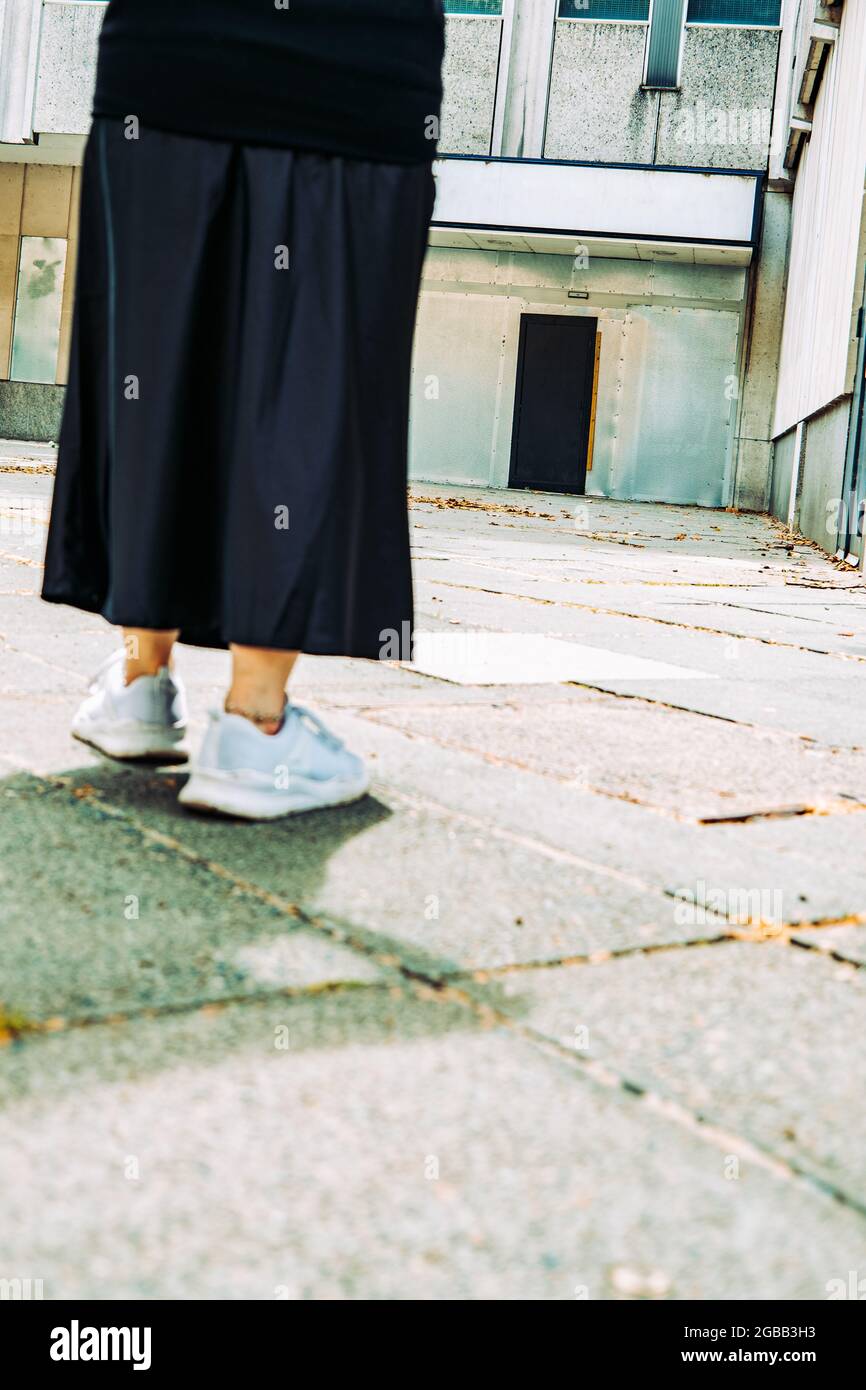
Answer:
224 696 287 728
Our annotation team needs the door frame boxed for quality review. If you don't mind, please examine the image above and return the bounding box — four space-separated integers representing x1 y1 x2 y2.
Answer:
507 312 599 495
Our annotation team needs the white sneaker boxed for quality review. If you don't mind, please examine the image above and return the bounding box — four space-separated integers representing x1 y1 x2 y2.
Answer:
178 704 370 820
71 650 188 761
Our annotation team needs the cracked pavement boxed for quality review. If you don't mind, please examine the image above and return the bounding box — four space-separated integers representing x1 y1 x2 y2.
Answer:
1 455 866 1299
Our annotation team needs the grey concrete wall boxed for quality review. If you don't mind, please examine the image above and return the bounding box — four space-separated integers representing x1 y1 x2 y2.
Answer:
439 15 503 156
545 21 780 170
796 398 853 551
0 381 64 441
30 7 504 155
733 189 791 512
33 2 105 136
657 26 781 170
545 22 658 164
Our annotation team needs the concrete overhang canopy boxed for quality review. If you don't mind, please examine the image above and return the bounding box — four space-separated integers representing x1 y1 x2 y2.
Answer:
430 156 762 267
784 118 812 173
798 21 838 106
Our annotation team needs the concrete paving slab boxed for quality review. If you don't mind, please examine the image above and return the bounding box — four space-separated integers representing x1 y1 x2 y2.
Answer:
317 709 866 925
728 597 866 618
455 514 823 545
414 562 866 637
0 592 96 637
0 646 83 696
0 556 42 597
649 601 866 656
1 993 863 1300
367 695 866 820
412 579 866 745
606 676 866 749
414 538 798 587
416 573 856 677
791 925 866 967
464 941 866 1199
0 695 170 776
411 487 803 550
48 761 727 974
0 440 57 472
0 775 384 1025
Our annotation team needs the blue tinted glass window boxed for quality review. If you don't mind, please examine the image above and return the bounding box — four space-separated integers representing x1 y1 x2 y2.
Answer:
558 2 650 16
687 1 782 23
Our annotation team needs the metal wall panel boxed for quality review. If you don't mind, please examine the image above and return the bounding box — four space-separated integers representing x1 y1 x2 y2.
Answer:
410 291 510 487
797 399 853 548
768 425 796 522
608 305 739 504
772 0 866 436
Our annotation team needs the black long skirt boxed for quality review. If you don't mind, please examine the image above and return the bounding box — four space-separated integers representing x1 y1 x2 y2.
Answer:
42 117 434 655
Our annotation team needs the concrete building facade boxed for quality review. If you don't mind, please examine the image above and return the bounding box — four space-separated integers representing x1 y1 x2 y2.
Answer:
421 1 793 510
0 2 861 551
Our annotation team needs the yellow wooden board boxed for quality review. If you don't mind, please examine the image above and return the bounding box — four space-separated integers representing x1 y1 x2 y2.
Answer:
586 331 602 472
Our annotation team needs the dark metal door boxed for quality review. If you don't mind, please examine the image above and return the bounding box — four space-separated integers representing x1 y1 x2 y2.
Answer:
508 314 597 495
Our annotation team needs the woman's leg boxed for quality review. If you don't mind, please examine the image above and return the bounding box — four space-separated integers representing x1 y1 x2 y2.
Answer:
227 645 298 735
123 628 179 683
122 633 296 735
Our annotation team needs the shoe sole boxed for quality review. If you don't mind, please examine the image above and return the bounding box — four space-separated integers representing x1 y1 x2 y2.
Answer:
72 725 188 763
178 766 370 820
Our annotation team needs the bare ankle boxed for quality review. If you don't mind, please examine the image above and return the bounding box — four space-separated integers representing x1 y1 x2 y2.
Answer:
224 693 287 735
123 630 178 684
124 658 171 684
226 644 298 734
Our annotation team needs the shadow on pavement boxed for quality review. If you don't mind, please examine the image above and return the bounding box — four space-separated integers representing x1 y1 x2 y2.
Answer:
0 762 521 1098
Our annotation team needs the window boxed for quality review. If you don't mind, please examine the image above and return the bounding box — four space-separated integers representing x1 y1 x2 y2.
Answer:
10 238 68 385
686 0 782 21
443 1 503 14
558 1 650 17
644 0 687 87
